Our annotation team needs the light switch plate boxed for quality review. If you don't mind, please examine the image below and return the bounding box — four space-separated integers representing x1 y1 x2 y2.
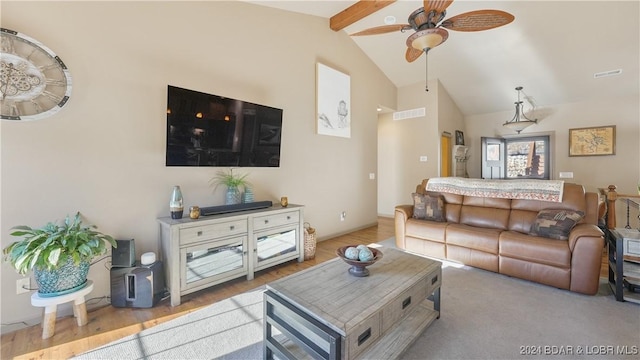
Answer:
559 172 574 178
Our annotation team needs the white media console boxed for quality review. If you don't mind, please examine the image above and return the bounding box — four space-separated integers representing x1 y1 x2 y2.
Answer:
158 204 304 306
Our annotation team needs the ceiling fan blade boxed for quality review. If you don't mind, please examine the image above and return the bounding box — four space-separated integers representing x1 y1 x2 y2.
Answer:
440 10 514 32
350 24 410 36
405 47 423 63
424 0 454 15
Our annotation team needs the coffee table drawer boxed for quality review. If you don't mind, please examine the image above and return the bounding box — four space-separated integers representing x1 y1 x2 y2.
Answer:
381 277 428 333
426 268 442 295
346 313 381 359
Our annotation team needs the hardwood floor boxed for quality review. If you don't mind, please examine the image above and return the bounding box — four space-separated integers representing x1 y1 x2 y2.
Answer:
1 216 608 359
1 217 395 360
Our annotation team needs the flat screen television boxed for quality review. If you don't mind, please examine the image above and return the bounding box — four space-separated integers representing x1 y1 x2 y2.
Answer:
166 85 283 167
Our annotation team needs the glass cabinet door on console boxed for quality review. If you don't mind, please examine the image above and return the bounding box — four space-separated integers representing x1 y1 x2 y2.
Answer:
159 204 304 306
180 236 248 292
255 226 299 271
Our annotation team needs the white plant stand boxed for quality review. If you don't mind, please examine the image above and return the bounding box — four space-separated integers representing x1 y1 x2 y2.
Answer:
30 280 94 339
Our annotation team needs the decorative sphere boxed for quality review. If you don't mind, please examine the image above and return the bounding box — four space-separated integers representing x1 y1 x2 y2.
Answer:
359 248 374 261
356 245 369 251
344 247 360 260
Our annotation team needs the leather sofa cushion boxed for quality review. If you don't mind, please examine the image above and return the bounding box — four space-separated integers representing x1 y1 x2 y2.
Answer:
499 231 571 268
511 183 586 216
405 218 447 243
427 191 463 206
446 224 500 254
460 206 510 230
463 196 511 209
405 237 446 259
447 245 498 272
508 209 538 234
444 203 461 223
500 256 570 290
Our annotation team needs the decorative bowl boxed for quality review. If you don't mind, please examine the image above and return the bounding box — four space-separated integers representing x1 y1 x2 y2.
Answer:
336 245 383 277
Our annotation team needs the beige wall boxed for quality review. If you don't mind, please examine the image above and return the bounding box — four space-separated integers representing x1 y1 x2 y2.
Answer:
377 80 437 216
436 81 465 173
464 95 640 195
377 80 464 216
465 95 640 228
0 1 396 329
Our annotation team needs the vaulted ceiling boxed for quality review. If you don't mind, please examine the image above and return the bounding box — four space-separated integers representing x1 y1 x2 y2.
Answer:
245 1 639 116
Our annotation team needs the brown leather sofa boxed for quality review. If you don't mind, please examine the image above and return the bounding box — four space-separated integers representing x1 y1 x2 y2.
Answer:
395 179 604 295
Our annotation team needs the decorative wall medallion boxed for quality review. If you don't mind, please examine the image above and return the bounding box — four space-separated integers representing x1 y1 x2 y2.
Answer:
0 28 72 121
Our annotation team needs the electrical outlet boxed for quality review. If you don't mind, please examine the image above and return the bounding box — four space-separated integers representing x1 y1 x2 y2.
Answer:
16 278 30 294
340 211 346 221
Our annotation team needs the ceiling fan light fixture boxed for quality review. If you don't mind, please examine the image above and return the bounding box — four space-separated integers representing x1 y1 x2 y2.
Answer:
503 86 537 133
407 28 449 51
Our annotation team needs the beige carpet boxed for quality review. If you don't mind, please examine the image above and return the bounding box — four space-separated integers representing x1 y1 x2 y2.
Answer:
76 241 640 359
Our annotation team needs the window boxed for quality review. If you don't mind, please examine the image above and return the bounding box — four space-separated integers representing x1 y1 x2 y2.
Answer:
481 135 551 180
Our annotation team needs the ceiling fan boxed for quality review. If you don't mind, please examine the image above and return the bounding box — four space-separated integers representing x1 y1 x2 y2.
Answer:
351 0 514 91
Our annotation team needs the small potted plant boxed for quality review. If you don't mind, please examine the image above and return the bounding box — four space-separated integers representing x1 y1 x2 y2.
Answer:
3 212 116 296
210 168 251 205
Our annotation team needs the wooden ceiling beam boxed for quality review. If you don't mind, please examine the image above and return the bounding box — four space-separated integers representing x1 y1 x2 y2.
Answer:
330 0 397 31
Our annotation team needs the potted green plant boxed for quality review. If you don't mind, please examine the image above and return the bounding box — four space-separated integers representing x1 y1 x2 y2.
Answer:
3 212 116 296
209 168 251 205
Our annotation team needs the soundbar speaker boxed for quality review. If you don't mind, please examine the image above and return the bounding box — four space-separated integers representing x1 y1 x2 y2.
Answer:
112 239 135 268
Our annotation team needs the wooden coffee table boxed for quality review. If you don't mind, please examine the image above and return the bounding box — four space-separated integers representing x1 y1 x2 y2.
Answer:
264 246 441 359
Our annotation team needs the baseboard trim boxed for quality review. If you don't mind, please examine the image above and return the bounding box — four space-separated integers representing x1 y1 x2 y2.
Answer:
317 222 379 242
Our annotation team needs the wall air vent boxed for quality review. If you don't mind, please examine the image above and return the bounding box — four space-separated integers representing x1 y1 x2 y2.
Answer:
594 69 622 78
393 107 426 121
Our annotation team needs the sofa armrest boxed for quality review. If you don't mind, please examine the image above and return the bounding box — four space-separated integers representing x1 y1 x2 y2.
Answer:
568 223 604 295
567 223 603 251
394 205 413 249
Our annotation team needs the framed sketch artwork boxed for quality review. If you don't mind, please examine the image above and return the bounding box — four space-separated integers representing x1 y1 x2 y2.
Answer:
316 63 351 138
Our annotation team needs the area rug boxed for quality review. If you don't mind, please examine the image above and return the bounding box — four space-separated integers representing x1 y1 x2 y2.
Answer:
77 240 640 360
75 287 266 359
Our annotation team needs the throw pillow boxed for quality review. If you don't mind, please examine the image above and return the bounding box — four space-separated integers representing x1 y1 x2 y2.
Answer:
412 193 445 222
529 209 585 240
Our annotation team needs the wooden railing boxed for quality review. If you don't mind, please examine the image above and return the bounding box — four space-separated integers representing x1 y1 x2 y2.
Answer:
600 185 640 229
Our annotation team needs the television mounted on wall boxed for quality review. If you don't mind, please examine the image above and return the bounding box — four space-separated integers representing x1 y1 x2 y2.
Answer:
166 85 282 167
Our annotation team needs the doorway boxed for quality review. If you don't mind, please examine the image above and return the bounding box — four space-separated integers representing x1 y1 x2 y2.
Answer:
440 133 452 176
481 135 551 179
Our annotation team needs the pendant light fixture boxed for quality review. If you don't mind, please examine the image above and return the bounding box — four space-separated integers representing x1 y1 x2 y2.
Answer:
503 86 537 133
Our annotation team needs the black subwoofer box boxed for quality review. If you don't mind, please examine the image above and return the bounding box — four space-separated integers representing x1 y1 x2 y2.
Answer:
112 239 136 268
110 261 165 308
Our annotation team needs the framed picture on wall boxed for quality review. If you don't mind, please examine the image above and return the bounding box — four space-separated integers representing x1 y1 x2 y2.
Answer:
569 125 615 156
316 63 351 138
455 130 465 145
